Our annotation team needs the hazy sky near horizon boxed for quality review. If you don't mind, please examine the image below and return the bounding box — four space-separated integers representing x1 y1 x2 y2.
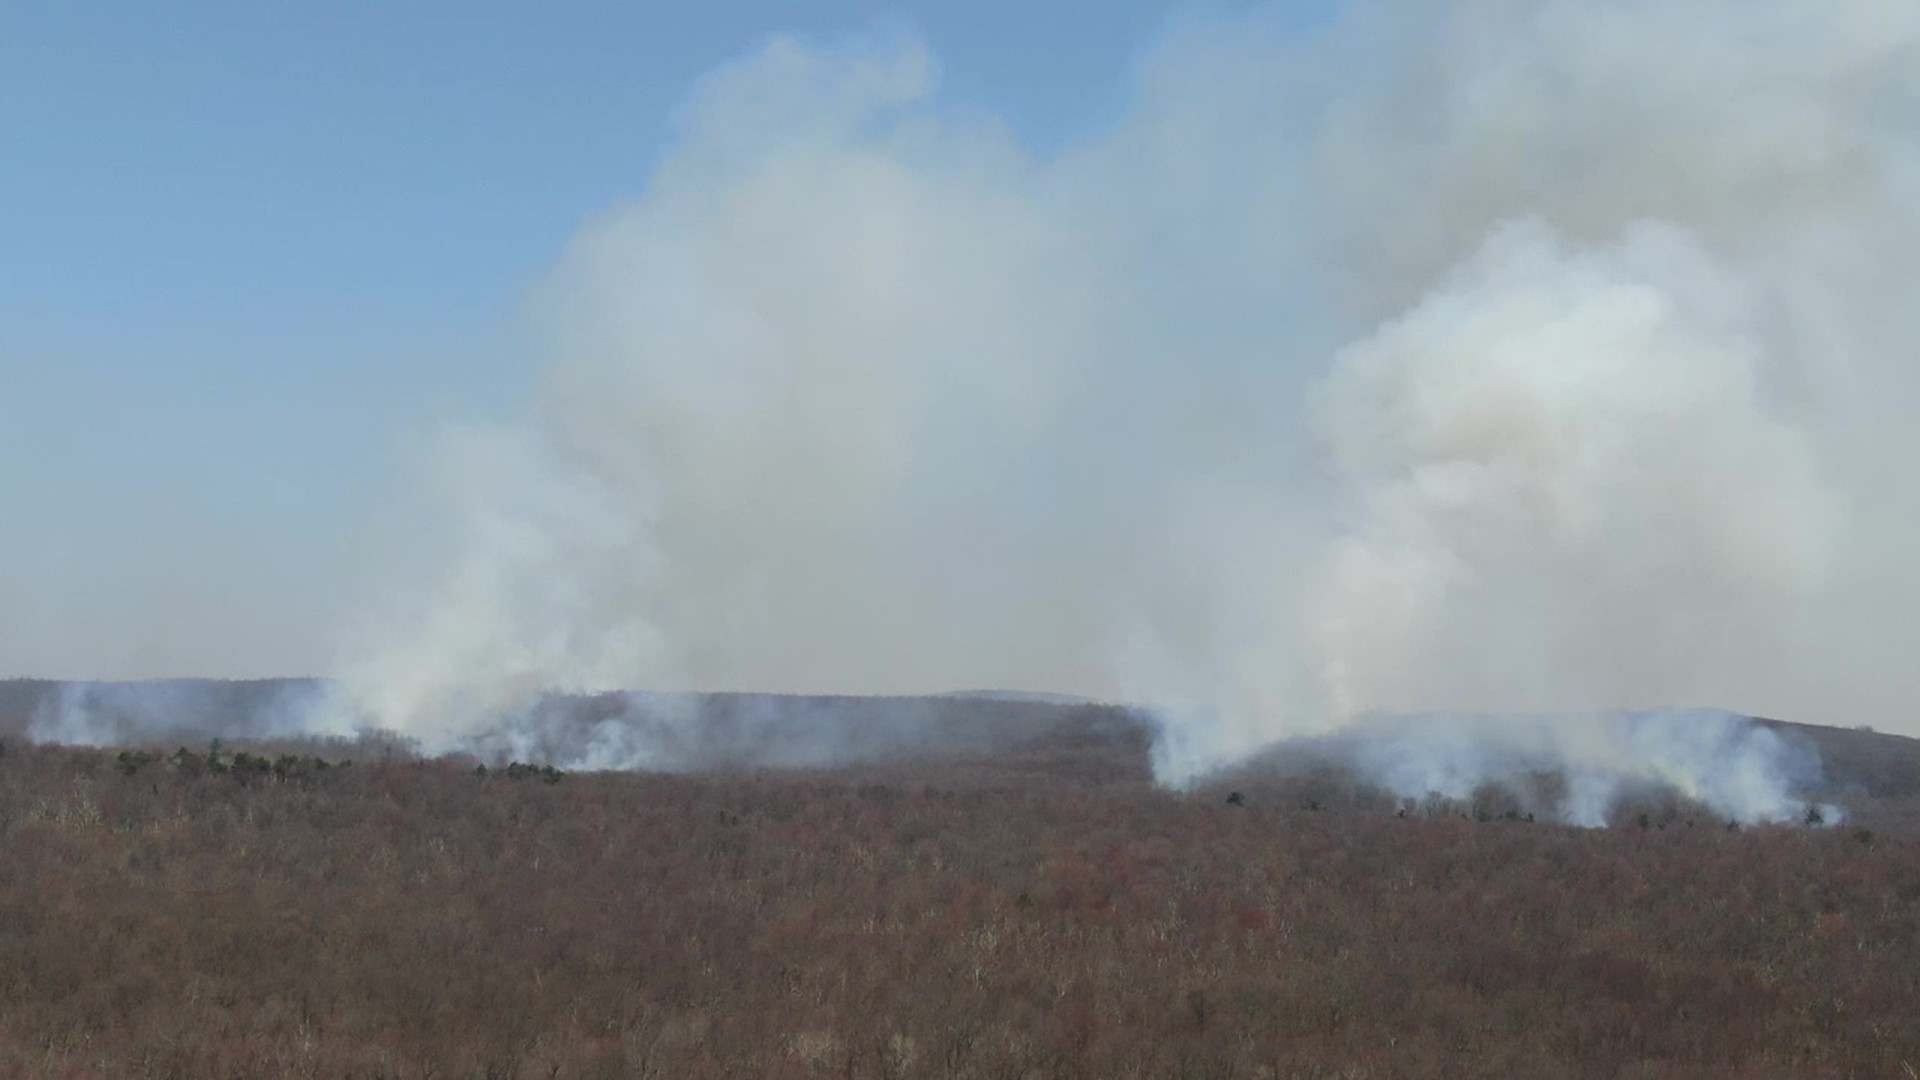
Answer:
1 1 1332 679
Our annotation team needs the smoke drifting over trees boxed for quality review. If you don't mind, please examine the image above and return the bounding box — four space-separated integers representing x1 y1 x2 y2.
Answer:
12 3 1915 828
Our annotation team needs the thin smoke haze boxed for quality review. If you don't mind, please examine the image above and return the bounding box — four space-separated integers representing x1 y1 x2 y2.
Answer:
64 1 1920 825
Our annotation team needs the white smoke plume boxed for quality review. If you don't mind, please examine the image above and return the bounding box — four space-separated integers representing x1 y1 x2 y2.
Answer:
1243 708 1841 827
319 2 1919 820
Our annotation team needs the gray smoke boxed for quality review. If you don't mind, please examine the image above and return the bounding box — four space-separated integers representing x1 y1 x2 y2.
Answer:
27 679 329 748
313 2 1917 821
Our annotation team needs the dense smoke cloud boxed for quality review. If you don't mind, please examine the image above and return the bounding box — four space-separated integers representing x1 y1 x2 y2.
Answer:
320 1 1918 817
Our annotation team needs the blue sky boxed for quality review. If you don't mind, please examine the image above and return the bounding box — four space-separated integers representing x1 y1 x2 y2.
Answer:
1 1 1331 677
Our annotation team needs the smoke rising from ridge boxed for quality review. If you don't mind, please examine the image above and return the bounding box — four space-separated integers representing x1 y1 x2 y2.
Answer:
321 2 1918 817
1233 708 1841 828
